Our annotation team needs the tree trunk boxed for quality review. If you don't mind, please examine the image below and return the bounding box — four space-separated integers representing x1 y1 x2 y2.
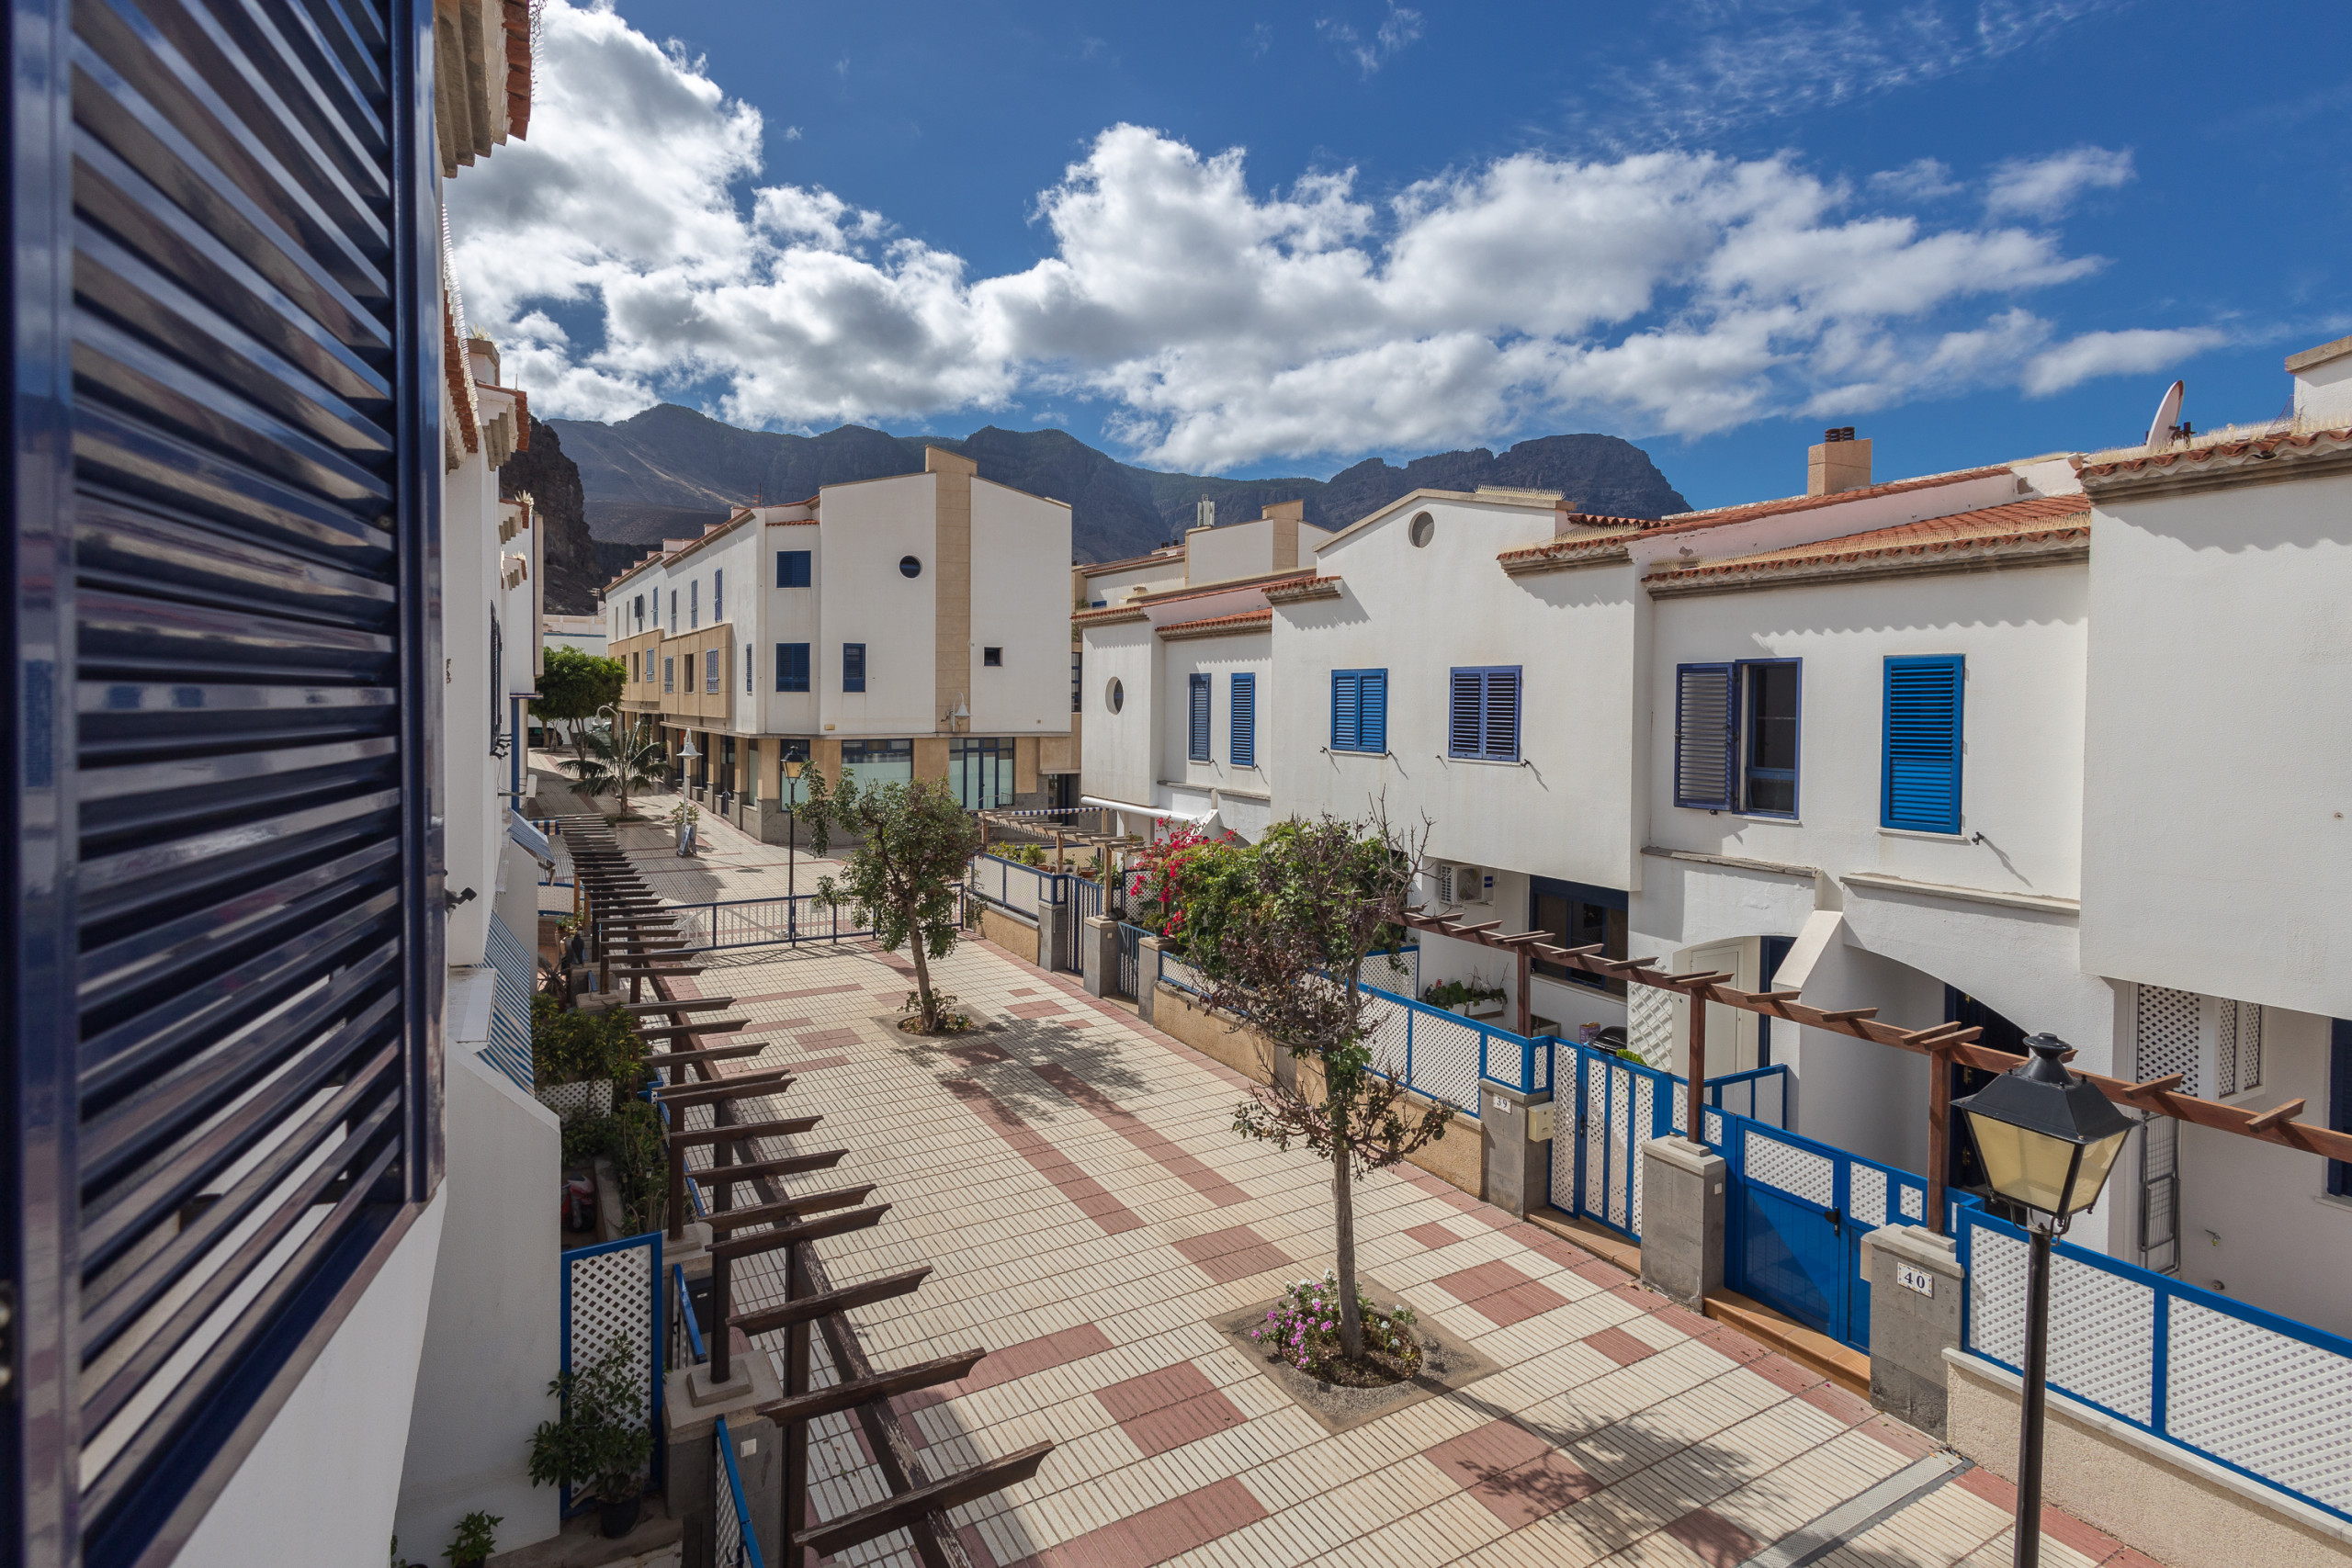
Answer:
1332 1104 1364 1361
905 898 937 1031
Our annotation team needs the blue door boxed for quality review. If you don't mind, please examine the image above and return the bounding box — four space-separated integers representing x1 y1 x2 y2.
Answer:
1736 1127 1848 1337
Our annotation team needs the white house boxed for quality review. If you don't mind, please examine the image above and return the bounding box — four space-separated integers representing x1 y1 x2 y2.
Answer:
544 612 609 658
601 448 1076 835
1080 407 2352 1337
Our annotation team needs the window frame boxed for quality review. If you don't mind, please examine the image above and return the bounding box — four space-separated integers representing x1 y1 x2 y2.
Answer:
1230 671 1256 767
2330 1019 2351 1198
1672 659 1802 817
1187 673 1211 762
777 548 811 588
1330 668 1388 753
982 646 1002 667
777 641 809 693
663 655 675 694
689 579 698 629
1882 654 1965 834
842 642 867 693
1530 875 1630 993
704 648 719 694
713 568 723 621
1448 664 1522 762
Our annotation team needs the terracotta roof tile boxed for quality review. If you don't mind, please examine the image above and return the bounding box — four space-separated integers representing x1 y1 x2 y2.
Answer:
1070 572 1313 626
1643 465 2014 536
2079 424 2352 482
1643 495 2090 588
1264 574 1342 602
1158 609 1272 639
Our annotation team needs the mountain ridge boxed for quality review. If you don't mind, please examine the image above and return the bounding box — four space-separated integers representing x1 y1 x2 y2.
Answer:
550 404 1691 570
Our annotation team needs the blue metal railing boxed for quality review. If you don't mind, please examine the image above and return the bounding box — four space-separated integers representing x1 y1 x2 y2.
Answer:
714 1414 768 1568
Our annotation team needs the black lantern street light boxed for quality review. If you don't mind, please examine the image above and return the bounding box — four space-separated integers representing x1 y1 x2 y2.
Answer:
784 754 805 936
1951 1033 2136 1568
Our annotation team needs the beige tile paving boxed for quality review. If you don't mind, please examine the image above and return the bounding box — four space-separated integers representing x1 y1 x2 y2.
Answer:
565 782 2149 1568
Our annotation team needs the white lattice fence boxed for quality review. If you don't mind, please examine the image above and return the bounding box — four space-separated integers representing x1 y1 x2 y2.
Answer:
1744 1127 1836 1208
563 1235 661 1500
1962 1214 2352 1521
1408 1008 1483 1113
1627 983 1678 1070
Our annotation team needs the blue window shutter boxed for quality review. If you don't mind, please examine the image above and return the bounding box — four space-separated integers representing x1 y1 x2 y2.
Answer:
1360 670 1387 753
1485 668 1521 761
714 569 723 620
1675 663 1736 809
2330 1019 2352 1197
777 549 811 588
1331 671 1360 750
1188 673 1211 761
776 643 809 692
1230 673 1256 766
1449 671 1482 757
1883 655 1963 832
843 643 866 693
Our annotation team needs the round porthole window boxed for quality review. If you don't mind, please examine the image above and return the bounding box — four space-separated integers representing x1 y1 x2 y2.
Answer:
1408 511 1434 547
899 554 922 578
1105 677 1125 714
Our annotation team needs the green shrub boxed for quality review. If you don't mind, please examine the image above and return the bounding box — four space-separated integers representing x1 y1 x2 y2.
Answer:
561 1101 667 1235
528 1334 653 1506
531 993 647 1098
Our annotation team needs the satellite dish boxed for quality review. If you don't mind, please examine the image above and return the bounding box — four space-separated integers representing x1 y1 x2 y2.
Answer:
2144 379 2185 450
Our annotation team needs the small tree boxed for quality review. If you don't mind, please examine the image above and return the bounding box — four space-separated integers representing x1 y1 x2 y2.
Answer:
798 773 978 1032
527 1333 653 1506
1167 814 1449 1363
560 709 667 819
537 646 626 761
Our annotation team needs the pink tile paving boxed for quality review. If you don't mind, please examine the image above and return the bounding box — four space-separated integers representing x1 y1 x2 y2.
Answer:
549 786 2157 1568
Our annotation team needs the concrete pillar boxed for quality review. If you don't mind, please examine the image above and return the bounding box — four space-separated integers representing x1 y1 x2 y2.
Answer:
1478 1082 1553 1221
1082 915 1118 998
1136 935 1163 1026
1035 897 1069 975
1638 1136 1726 1309
1862 1224 1966 1438
662 1349 783 1568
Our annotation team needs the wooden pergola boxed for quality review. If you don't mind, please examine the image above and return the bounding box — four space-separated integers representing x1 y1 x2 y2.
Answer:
1402 908 2352 1236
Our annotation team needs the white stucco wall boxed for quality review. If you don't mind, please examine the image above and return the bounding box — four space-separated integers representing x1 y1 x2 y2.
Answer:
968 478 1073 739
1082 556 1185 605
1080 619 1161 809
2079 469 2352 1018
445 445 501 968
1157 631 1272 803
177 1193 447 1568
393 1047 562 1561
810 473 941 735
1271 497 1639 889
759 521 822 736
1644 561 2089 902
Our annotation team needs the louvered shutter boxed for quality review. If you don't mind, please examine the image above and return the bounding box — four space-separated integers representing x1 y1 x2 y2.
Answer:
1331 670 1359 750
19 0 442 1554
1883 656 1963 832
1674 664 1736 809
1188 673 1210 761
1230 672 1255 766
1484 668 1521 761
1449 671 1483 757
1358 670 1386 752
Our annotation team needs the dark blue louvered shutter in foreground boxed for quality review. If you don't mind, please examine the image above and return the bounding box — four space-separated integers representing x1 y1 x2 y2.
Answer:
1230 672 1255 766
10 0 445 1559
1188 673 1210 761
1675 664 1736 809
1358 670 1387 752
1883 656 1964 832
1331 670 1359 750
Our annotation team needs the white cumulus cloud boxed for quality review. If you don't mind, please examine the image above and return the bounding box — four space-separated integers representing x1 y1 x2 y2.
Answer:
1985 145 2135 219
447 3 2214 469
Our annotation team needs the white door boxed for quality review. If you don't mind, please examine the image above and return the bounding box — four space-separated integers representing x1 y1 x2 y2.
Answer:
1673 937 1761 1074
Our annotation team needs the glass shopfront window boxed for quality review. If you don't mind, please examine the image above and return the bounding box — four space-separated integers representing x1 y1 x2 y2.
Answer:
839 737 914 792
951 737 1014 809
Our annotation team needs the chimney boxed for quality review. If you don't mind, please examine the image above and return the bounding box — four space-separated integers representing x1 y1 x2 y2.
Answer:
1807 427 1871 496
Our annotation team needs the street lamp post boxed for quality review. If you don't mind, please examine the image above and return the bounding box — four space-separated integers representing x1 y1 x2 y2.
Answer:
674 738 702 857
1951 1033 2135 1568
784 755 805 937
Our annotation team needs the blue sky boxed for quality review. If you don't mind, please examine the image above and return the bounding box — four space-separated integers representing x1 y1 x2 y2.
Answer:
447 1 2351 508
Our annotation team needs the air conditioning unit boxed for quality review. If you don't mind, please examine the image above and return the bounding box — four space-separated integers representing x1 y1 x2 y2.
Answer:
1430 865 1456 906
1453 864 1491 905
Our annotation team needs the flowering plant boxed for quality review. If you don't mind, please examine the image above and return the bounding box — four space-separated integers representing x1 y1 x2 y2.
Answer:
1125 819 1242 942
1246 1271 1418 1375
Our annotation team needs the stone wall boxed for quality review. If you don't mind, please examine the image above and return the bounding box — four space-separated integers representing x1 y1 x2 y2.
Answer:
979 905 1040 967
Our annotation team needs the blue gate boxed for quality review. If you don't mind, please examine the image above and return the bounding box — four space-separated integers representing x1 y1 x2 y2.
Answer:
1719 1111 1965 1352
560 1232 668 1512
1544 1041 1790 1240
1068 875 1102 972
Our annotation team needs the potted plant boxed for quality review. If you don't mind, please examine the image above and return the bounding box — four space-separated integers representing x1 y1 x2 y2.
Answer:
445 1510 500 1568
528 1335 654 1538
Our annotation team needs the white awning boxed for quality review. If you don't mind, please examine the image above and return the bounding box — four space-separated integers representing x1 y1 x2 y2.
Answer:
1080 794 1216 826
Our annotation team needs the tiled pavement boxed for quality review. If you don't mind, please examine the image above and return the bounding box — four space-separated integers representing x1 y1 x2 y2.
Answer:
563 785 2164 1568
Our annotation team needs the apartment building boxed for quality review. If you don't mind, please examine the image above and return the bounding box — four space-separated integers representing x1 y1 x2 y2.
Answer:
1074 501 1338 839
601 449 1076 833
0 3 567 1564
1078 374 2352 1337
